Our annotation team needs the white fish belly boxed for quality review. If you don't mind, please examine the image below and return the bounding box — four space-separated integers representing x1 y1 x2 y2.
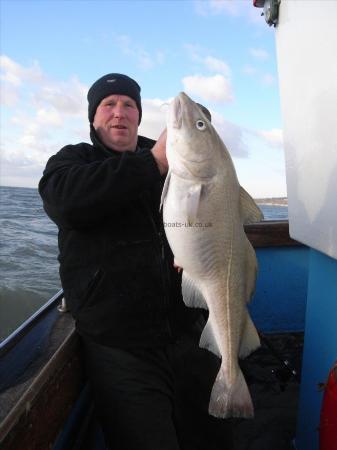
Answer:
163 174 227 275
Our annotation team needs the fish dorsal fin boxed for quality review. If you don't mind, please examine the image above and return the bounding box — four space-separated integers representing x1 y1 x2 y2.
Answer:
199 319 221 358
240 186 264 224
182 271 208 310
245 240 258 303
186 184 203 222
160 170 171 211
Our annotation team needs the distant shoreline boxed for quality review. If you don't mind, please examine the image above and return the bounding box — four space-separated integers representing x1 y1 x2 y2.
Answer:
255 197 288 207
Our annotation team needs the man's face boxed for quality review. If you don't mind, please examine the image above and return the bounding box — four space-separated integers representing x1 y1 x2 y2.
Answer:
93 94 139 152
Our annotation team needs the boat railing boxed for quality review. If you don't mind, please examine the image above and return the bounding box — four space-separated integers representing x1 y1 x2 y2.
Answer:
0 289 64 358
245 219 302 247
0 288 85 450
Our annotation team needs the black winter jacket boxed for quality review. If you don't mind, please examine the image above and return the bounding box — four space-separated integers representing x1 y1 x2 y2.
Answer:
39 129 199 348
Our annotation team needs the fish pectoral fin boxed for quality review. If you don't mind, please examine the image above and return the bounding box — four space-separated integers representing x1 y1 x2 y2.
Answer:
240 186 264 224
239 313 260 359
185 184 203 222
182 272 208 309
209 367 254 419
160 170 171 211
199 319 221 358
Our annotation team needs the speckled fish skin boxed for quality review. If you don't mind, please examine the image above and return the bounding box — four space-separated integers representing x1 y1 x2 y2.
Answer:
161 92 264 418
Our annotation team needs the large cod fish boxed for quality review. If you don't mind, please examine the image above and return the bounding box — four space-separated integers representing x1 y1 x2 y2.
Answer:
161 92 264 418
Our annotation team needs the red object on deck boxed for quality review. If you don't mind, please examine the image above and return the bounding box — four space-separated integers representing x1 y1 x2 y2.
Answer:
253 0 265 7
319 361 337 450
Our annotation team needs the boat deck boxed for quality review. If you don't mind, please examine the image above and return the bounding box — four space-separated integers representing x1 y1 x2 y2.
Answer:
234 332 303 450
0 315 304 450
75 332 304 450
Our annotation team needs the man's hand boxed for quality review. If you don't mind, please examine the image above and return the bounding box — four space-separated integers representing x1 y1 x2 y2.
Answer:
151 129 168 176
173 261 182 273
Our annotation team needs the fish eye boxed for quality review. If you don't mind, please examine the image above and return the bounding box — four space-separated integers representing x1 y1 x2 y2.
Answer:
196 120 206 131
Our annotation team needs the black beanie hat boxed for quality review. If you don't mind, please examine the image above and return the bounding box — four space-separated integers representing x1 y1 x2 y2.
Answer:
87 73 142 124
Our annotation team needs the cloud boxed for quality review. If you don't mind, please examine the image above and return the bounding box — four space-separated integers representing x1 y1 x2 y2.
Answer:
1 55 90 187
261 73 276 86
203 56 231 77
0 55 44 86
1 55 87 115
0 83 19 107
242 67 276 86
34 77 87 115
213 0 240 15
138 98 168 139
194 0 265 25
36 108 63 126
250 47 269 61
242 64 258 76
184 44 231 77
245 48 276 85
256 128 283 148
212 111 248 158
195 0 241 17
182 74 234 104
1 56 280 190
114 35 165 70
183 46 233 100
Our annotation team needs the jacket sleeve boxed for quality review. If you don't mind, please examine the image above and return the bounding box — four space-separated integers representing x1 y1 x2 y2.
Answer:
38 144 162 229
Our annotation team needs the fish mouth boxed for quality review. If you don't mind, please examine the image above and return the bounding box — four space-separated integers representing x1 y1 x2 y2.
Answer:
170 92 199 129
171 96 183 129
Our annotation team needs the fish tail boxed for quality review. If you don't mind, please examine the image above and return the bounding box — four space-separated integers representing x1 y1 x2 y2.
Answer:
208 367 254 419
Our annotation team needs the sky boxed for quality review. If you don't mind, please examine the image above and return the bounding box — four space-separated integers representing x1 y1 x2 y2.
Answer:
0 0 286 198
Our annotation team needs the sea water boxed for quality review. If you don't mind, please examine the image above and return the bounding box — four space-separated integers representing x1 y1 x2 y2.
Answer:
0 186 288 342
0 186 59 340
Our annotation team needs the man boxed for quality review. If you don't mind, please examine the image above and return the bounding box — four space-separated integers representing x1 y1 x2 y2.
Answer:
39 73 232 450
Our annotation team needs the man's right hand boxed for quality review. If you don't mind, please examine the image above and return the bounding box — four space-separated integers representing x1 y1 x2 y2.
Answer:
151 129 168 176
